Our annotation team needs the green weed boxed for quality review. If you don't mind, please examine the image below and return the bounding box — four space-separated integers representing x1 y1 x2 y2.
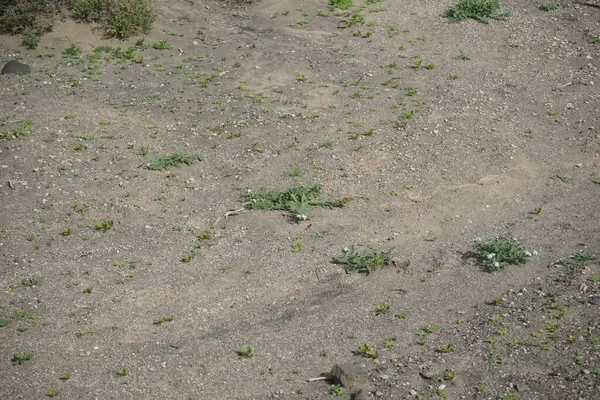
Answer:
0 120 32 140
238 346 253 358
21 27 39 49
331 0 354 9
331 384 346 396
375 303 390 315
151 40 173 50
147 152 201 171
358 343 379 359
93 219 113 232
11 352 32 366
472 236 533 271
445 0 507 23
333 246 390 274
245 184 344 221
63 44 82 58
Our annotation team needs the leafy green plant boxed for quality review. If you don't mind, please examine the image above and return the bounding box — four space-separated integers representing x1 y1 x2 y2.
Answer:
439 343 454 353
331 384 346 396
94 219 113 232
238 346 253 358
63 44 82 58
554 250 596 271
358 343 379 359
472 236 533 271
246 184 344 221
333 246 390 274
151 40 172 50
375 303 390 315
11 352 32 365
101 0 155 39
0 120 32 141
444 0 508 23
21 27 39 49
331 0 354 9
153 315 173 325
147 152 201 171
455 52 471 60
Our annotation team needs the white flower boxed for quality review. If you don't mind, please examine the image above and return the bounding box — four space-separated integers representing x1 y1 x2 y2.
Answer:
533 250 538 256
524 251 532 257
296 214 308 221
343 247 350 253
493 261 500 268
487 253 495 259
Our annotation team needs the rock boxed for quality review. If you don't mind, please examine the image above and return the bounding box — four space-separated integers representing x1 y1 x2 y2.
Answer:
2 60 31 75
589 296 600 305
330 363 369 391
514 381 530 392
419 370 435 380
352 388 370 400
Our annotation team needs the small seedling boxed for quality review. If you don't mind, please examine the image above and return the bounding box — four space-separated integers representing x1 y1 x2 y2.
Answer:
94 219 113 232
472 236 533 271
333 246 390 274
59 373 72 380
198 230 214 240
375 303 390 315
238 346 253 358
444 370 457 380
11 352 32 365
455 52 471 60
439 343 454 353
153 315 174 325
395 311 409 319
358 343 379 359
151 40 173 50
331 384 346 396
63 44 81 57
117 368 128 377
61 227 72 236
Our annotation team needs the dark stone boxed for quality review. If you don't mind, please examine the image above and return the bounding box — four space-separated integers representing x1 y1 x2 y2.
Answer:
2 60 31 75
589 296 600 305
352 388 370 400
330 363 369 391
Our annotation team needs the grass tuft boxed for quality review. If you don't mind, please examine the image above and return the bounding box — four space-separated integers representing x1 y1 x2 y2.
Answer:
333 246 390 274
246 184 344 221
472 236 533 271
445 0 508 23
147 152 201 171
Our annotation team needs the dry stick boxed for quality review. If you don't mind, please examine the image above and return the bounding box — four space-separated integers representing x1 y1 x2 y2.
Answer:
307 376 328 382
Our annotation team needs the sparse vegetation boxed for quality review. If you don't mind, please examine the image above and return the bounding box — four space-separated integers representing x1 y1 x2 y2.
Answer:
472 236 533 271
445 0 507 23
333 246 390 274
245 184 344 221
147 152 201 171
